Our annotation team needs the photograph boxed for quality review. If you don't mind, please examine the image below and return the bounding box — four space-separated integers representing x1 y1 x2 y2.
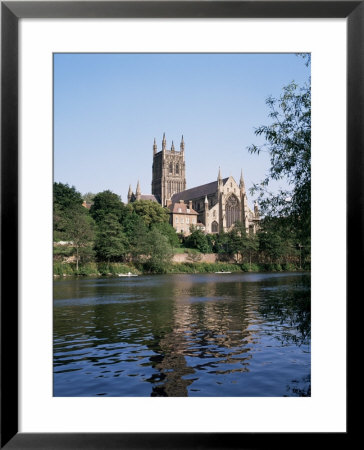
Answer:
53 52 311 398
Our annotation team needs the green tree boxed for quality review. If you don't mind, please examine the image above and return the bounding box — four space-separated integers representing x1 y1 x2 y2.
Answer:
184 227 211 253
143 228 174 273
53 182 84 241
248 57 311 241
152 222 180 248
94 213 128 262
257 216 298 265
226 222 258 266
54 182 83 210
123 213 150 262
130 200 170 227
90 190 126 224
245 233 259 269
65 208 95 271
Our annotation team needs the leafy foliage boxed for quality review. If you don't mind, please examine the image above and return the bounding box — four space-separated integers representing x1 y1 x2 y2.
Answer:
90 190 126 223
184 227 212 253
94 213 128 262
129 200 170 227
248 68 311 241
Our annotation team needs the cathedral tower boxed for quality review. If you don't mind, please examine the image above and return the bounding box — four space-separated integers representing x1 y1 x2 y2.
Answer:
151 134 186 206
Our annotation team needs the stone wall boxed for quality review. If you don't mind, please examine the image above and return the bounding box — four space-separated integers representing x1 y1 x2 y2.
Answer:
172 253 218 263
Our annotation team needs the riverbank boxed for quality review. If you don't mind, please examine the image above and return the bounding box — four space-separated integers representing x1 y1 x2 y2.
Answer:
53 260 309 277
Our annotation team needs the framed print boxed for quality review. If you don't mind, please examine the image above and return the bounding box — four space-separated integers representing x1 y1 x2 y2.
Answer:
1 1 358 448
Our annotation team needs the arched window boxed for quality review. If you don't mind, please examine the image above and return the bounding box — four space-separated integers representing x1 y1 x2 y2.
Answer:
211 221 218 233
176 163 179 174
169 162 173 173
226 194 240 228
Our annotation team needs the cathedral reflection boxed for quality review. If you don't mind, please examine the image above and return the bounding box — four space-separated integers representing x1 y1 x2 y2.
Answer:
145 276 261 396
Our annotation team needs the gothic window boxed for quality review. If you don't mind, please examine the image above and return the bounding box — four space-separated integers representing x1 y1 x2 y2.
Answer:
169 162 173 174
211 221 218 233
176 163 179 174
226 194 240 228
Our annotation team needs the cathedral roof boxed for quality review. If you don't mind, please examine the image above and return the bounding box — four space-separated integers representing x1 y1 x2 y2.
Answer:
139 194 159 203
171 178 229 203
169 202 198 215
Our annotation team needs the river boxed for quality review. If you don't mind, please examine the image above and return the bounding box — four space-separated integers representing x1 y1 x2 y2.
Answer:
54 272 310 397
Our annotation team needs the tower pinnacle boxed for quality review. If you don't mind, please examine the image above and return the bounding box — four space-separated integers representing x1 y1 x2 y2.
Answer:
127 185 133 203
239 169 246 192
180 135 185 152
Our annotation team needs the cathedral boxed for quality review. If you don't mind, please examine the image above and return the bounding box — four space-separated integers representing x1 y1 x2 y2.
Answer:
128 134 260 234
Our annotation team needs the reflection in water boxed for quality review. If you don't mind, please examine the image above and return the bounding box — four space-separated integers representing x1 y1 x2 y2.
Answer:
54 273 310 397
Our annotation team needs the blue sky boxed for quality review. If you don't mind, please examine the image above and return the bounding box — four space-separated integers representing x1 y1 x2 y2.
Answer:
54 53 310 207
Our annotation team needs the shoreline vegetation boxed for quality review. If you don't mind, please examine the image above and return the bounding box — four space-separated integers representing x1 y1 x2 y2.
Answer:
53 183 311 278
54 259 310 278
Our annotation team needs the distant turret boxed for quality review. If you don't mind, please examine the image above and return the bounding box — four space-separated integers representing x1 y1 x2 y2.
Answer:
254 201 259 218
204 196 209 231
136 180 141 201
127 185 133 203
153 138 157 156
162 132 166 151
217 167 223 190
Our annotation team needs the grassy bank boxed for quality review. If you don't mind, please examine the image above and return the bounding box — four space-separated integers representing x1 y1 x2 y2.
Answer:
54 260 309 277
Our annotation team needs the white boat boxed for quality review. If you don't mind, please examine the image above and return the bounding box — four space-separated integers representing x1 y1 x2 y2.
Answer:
215 271 231 274
118 272 138 277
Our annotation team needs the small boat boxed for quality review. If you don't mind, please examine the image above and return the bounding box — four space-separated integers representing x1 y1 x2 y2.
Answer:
215 271 231 274
118 272 138 277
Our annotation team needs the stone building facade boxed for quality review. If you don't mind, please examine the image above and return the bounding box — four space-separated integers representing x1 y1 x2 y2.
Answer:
171 168 260 234
128 134 259 234
169 200 198 235
151 134 186 206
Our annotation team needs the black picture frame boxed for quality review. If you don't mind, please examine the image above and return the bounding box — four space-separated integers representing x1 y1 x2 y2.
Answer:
1 1 357 448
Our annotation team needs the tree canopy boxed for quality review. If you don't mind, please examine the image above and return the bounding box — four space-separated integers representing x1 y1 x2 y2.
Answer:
248 56 311 242
129 200 170 228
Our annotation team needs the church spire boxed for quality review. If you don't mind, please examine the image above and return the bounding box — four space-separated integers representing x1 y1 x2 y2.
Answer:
162 133 166 151
239 169 246 193
136 180 141 200
153 138 157 155
127 185 133 203
180 135 185 152
171 140 175 151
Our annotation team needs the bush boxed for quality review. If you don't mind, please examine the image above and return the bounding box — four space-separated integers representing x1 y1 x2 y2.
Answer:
97 262 136 276
281 262 297 272
53 262 74 276
75 262 99 276
241 263 261 272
